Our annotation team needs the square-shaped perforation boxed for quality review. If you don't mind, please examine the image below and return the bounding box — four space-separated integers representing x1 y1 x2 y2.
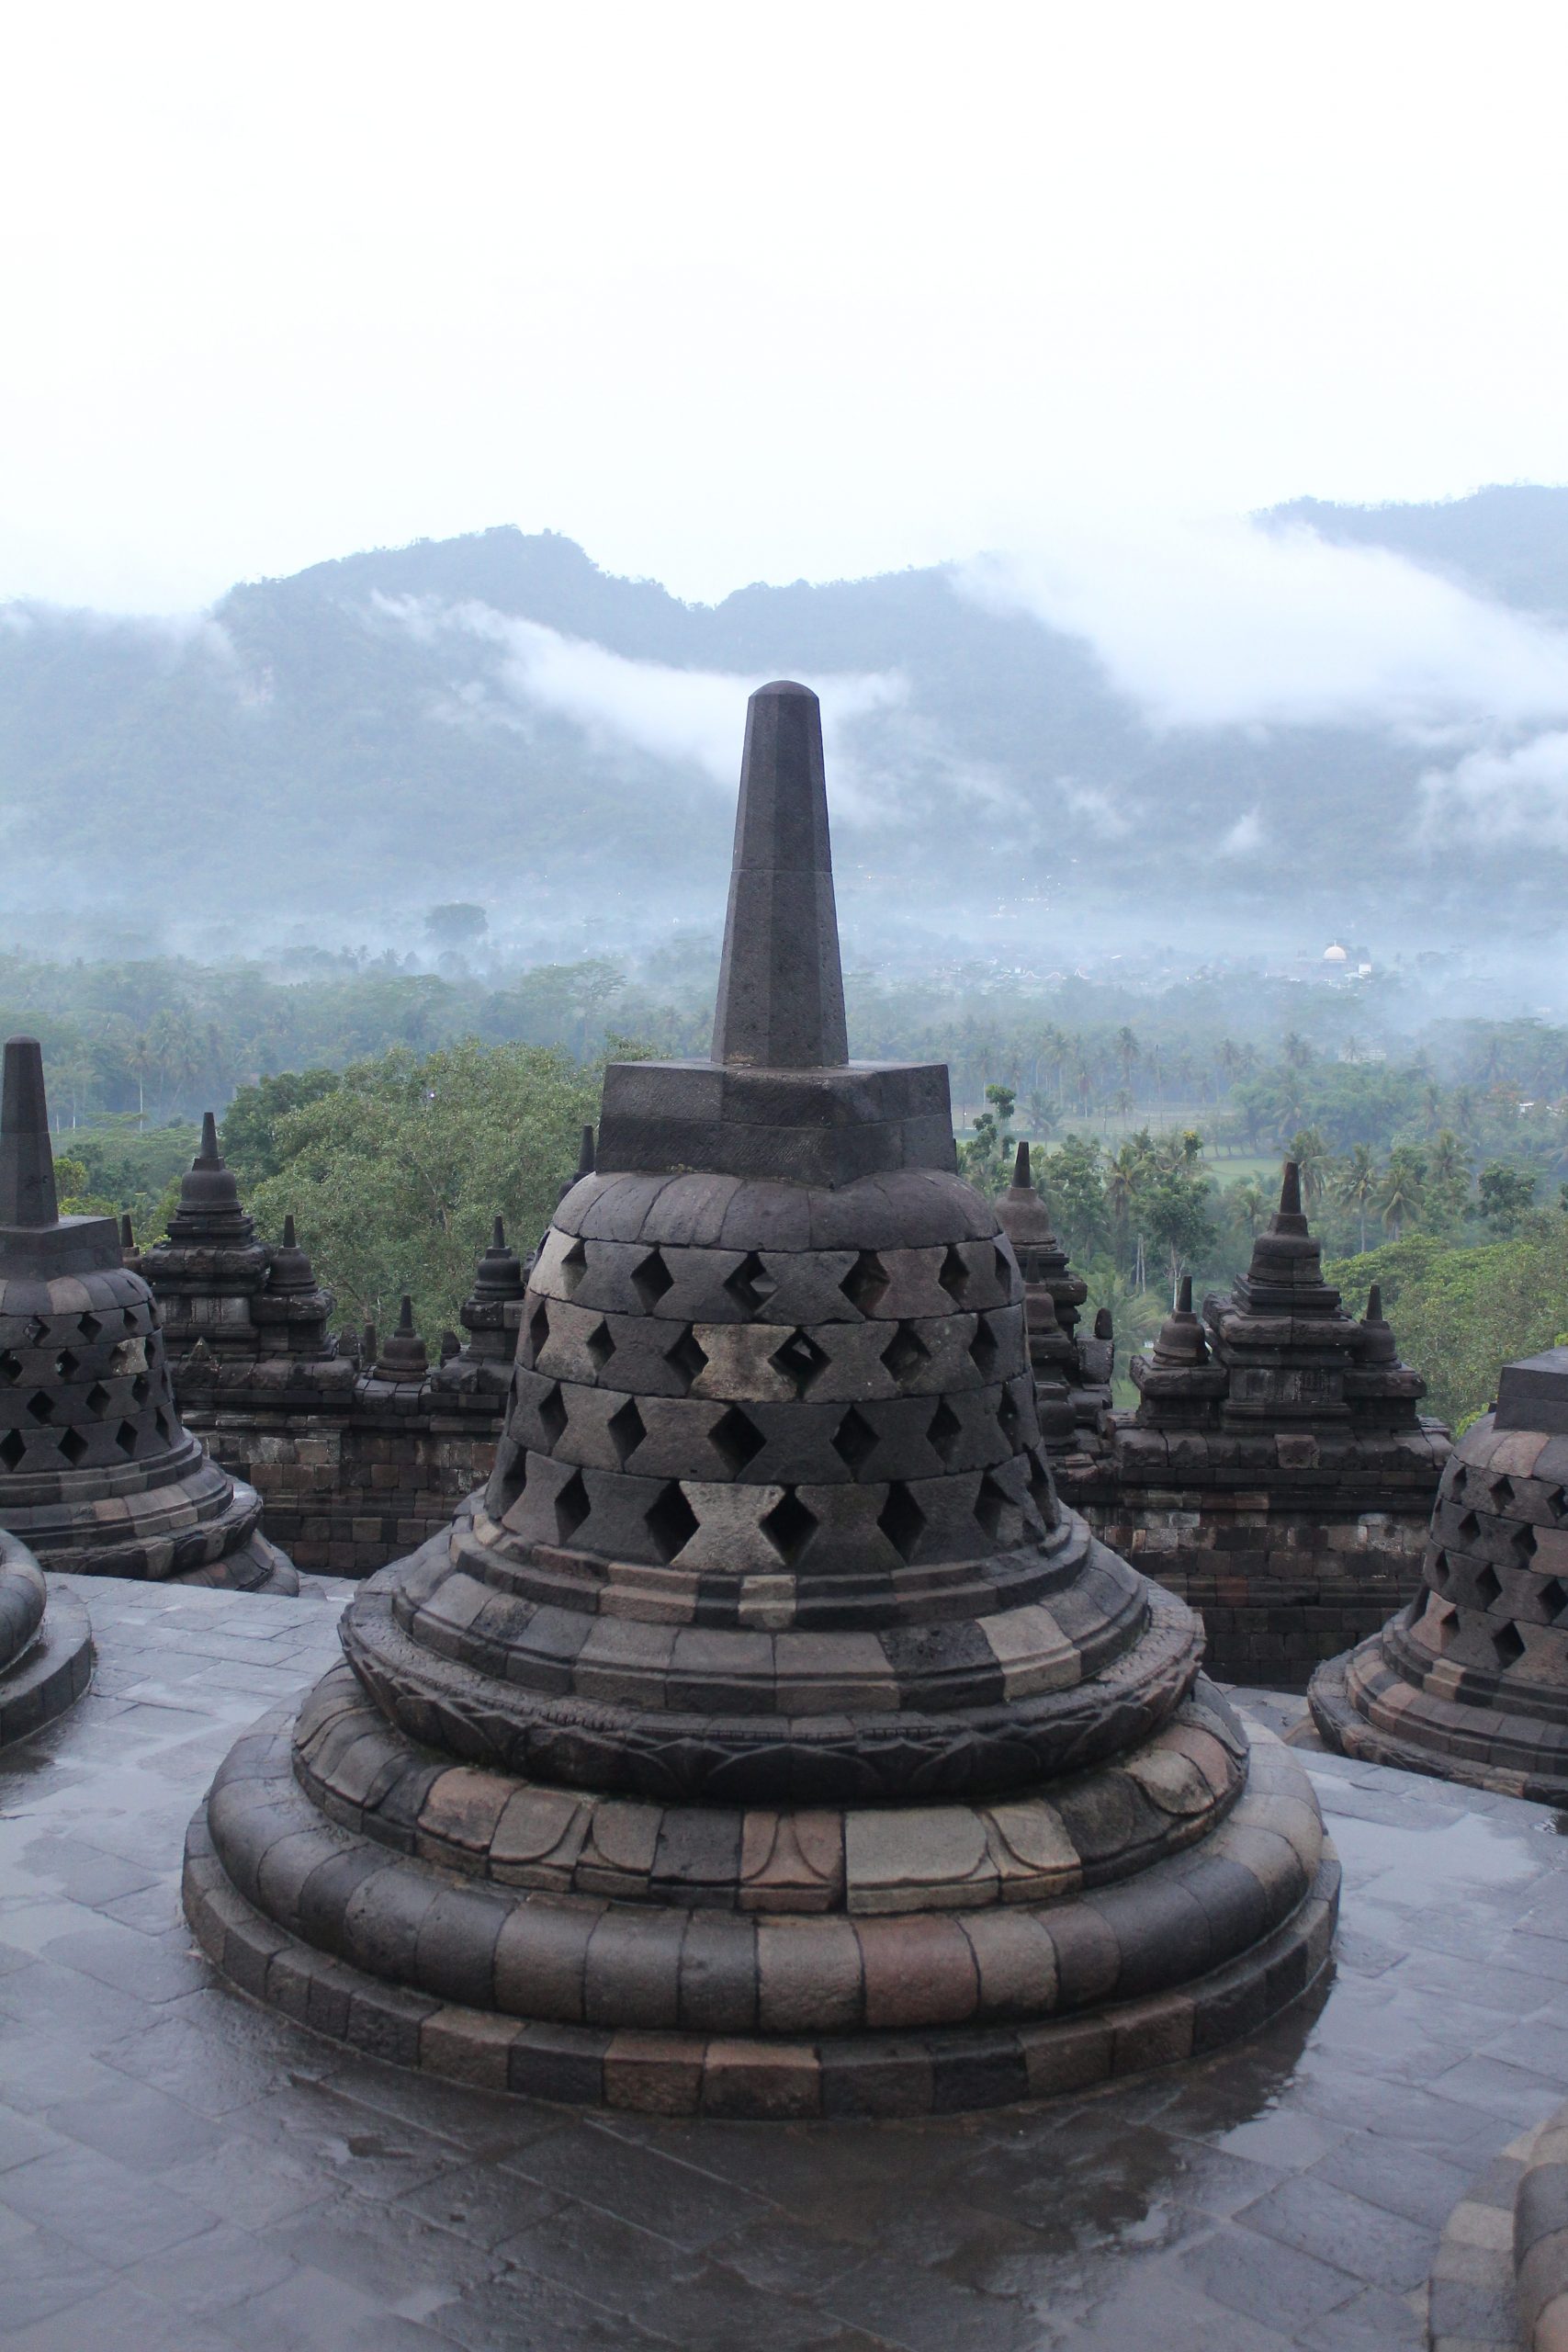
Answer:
663 1328 707 1393
725 1252 777 1317
771 1329 829 1398
710 1404 764 1475
761 1487 818 1566
881 1323 931 1385
646 1480 697 1562
830 1405 877 1474
631 1250 674 1310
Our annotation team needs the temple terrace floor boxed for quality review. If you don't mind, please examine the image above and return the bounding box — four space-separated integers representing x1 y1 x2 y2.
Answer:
4 1575 1567 2351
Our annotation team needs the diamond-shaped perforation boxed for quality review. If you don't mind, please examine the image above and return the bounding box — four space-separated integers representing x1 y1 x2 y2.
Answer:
998 1386 1022 1447
725 1252 777 1317
1551 1486 1568 1525
120 1307 138 1332
0 1430 24 1470
646 1480 697 1563
1494 1621 1526 1669
24 1391 51 1425
1474 1563 1503 1610
561 1238 588 1295
77 1313 101 1340
84 1382 110 1418
114 1421 139 1458
607 1397 647 1468
878 1482 926 1563
1427 1597 1458 1649
926 1397 962 1465
538 1383 569 1448
526 1301 550 1363
23 1316 47 1345
1493 1476 1517 1510
586 1320 615 1374
0 1352 20 1385
938 1246 972 1306
993 1243 1015 1294
1457 1510 1481 1543
1540 1576 1568 1623
830 1406 878 1474
771 1329 829 1398
130 1374 150 1405
1430 1548 1452 1594
1514 1523 1539 1562
553 1468 591 1544
53 1350 78 1380
153 1408 173 1442
969 1317 1000 1381
1026 1449 1055 1521
975 1472 1008 1541
840 1251 889 1317
663 1328 708 1394
710 1404 764 1475
57 1427 88 1466
631 1250 674 1310
881 1322 931 1385
761 1487 818 1566
490 1437 528 1515
1450 1466 1469 1500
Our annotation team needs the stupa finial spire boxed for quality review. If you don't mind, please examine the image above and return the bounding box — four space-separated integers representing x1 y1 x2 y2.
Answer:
1012 1139 1031 1187
0 1037 59 1228
711 681 848 1070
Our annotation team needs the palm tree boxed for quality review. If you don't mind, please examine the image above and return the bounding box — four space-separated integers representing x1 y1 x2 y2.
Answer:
1378 1149 1426 1240
1337 1144 1378 1251
1115 1026 1139 1096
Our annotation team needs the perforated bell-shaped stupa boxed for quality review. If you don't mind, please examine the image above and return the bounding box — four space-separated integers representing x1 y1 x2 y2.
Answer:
184 684 1335 2117
1311 1344 1568 1800
0 1040 298 1593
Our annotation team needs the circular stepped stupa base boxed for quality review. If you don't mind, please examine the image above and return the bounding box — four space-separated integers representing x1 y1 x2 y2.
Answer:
1309 1635 1568 1807
175 1531 299 1597
0 1541 92 1748
183 1705 1337 2119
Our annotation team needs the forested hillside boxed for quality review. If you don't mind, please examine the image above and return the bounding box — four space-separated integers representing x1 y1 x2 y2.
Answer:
5 489 1568 962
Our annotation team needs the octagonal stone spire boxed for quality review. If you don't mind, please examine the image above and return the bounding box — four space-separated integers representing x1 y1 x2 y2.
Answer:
711 681 848 1070
0 1038 59 1230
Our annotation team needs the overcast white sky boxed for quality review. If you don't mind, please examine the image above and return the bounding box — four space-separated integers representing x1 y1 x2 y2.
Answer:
4 0 1568 612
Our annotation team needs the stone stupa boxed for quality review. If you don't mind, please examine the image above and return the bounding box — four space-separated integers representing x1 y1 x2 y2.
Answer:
0 1039 299 1593
1311 1342 1568 1800
185 683 1335 2118
0 1528 91 1749
994 1140 1113 1457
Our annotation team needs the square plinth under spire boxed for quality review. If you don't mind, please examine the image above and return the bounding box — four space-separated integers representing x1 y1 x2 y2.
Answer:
595 1057 957 1184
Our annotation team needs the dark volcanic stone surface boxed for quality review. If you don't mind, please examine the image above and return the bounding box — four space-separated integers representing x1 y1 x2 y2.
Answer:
5 1577 1565 2348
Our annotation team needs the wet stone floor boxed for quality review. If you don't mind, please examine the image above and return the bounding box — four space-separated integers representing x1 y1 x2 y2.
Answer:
5 1578 1568 2350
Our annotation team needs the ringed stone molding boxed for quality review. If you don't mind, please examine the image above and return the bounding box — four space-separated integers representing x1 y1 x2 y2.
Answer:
186 683 1337 2113
1311 1345 1568 1802
0 1530 91 1748
0 1038 299 1594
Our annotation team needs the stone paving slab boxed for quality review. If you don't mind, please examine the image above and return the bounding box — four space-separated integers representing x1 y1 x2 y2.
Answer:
5 1575 1568 2347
